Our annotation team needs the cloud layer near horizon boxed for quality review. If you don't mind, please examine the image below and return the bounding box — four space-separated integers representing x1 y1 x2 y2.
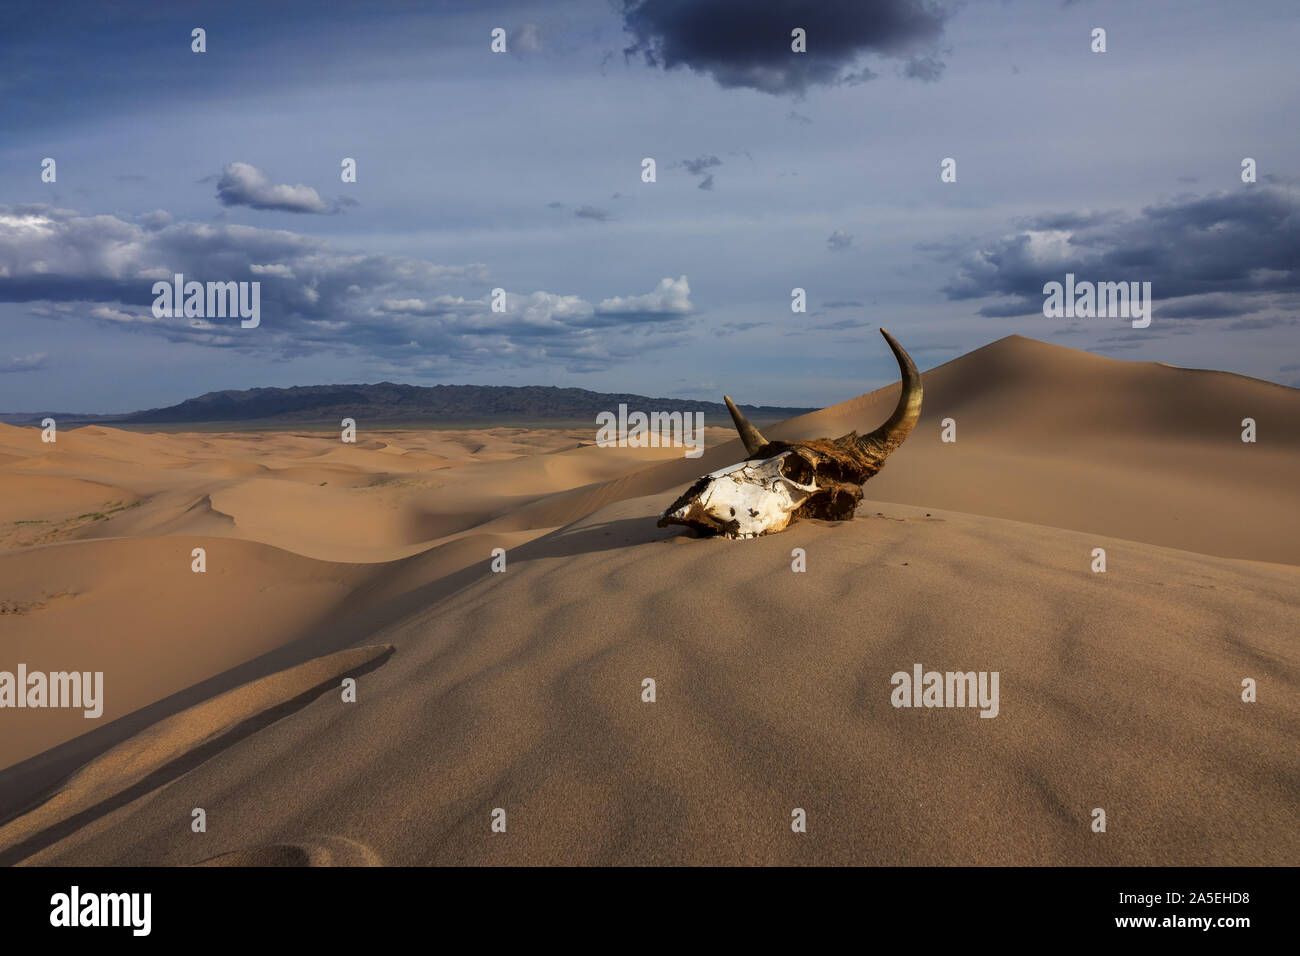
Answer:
0 205 695 373
940 187 1300 329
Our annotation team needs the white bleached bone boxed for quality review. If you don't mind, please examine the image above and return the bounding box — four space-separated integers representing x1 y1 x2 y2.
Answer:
658 328 923 539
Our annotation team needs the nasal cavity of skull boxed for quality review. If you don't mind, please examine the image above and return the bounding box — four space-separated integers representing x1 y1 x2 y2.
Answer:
780 453 815 486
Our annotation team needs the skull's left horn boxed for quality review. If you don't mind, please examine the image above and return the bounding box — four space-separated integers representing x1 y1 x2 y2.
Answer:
838 328 923 461
724 395 769 457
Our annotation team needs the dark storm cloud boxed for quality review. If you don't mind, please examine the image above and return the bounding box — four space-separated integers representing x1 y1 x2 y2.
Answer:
943 187 1300 321
621 0 951 95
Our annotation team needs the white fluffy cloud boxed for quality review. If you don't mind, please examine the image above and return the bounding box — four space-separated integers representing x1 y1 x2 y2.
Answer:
597 275 692 315
215 162 329 214
249 263 296 279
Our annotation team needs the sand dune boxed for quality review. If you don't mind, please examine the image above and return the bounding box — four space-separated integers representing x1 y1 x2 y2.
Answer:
0 422 700 770
0 424 691 562
7 498 1295 866
0 645 392 865
813 336 1300 564
573 336 1300 564
80 491 237 540
0 537 379 769
0 335 1296 865
0 475 140 552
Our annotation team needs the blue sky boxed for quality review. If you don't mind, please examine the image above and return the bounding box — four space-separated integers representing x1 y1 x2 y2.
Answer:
1 0 1297 412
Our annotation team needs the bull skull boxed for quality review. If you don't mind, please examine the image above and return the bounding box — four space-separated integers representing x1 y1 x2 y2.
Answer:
658 328 922 539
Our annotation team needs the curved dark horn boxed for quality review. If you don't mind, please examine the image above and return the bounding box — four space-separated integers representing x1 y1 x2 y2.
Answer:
724 395 768 456
839 328 923 460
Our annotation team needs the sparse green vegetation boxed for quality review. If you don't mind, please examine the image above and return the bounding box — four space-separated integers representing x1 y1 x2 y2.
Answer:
76 500 142 522
4 500 144 548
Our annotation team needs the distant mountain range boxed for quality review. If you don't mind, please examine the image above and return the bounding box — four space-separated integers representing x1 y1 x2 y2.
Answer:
0 383 816 427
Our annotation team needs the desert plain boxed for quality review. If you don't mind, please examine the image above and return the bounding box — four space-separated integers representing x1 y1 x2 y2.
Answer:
0 335 1296 866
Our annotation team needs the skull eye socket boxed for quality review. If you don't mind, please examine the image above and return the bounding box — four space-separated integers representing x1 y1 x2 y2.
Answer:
779 453 815 485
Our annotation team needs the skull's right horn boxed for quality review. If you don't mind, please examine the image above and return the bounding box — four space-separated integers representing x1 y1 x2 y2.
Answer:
837 328 923 464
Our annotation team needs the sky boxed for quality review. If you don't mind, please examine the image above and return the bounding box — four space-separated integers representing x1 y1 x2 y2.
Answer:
0 0 1297 413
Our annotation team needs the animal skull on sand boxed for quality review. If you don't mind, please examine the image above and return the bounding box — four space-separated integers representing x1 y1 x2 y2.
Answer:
658 328 923 539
